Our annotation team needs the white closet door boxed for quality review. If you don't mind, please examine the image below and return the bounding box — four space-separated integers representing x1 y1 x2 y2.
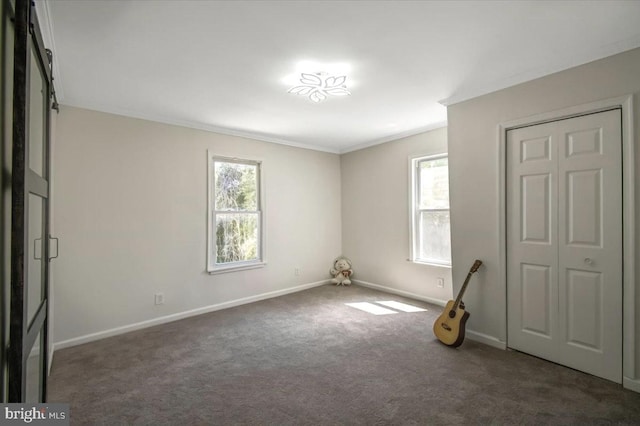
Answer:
507 109 622 383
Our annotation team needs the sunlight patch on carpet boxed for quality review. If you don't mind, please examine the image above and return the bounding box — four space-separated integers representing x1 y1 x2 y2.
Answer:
376 300 427 312
345 301 428 315
345 302 398 315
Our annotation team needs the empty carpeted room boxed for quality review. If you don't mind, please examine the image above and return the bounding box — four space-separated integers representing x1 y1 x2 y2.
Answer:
3 0 640 424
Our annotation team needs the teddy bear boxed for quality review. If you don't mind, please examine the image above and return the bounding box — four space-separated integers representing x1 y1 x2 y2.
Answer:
330 256 353 286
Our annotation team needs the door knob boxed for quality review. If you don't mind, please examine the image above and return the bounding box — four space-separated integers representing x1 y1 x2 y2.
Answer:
584 257 593 265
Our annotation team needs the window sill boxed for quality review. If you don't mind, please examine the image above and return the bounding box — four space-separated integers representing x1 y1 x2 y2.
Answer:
208 261 267 275
410 259 452 269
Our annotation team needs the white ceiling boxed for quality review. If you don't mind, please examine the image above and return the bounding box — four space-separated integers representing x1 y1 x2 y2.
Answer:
38 0 640 153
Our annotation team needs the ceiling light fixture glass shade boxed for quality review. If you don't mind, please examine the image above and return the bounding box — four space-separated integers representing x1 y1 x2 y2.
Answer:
288 73 351 103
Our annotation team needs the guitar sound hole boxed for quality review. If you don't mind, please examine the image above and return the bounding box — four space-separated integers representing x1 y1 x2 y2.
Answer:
448 310 456 319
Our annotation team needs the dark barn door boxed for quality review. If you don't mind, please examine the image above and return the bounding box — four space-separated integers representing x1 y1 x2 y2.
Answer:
8 0 53 402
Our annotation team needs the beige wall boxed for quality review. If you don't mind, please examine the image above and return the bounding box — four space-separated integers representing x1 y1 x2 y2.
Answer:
52 106 342 345
447 47 640 388
341 127 453 304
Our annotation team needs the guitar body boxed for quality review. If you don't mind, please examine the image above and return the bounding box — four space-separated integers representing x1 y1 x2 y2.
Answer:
432 259 482 347
433 300 470 347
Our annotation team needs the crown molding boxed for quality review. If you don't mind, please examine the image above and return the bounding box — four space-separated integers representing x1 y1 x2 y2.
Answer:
339 121 448 154
440 39 640 107
59 99 343 154
59 99 448 156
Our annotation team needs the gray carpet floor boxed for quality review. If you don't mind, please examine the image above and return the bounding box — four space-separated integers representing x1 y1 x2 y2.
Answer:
48 284 640 425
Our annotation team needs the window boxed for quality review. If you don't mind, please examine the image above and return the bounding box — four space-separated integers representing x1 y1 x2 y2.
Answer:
207 154 263 273
410 154 451 266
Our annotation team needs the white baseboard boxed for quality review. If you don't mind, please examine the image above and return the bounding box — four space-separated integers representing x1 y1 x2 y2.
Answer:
53 280 329 352
466 329 507 350
623 376 640 393
352 279 447 307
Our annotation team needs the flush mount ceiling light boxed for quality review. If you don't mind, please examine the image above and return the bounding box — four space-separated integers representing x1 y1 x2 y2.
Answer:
288 73 351 103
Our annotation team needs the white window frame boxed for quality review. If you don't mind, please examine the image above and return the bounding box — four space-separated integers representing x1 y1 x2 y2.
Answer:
207 152 266 274
409 153 452 267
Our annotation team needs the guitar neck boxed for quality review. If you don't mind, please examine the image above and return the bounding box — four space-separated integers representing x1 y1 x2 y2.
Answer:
452 260 482 310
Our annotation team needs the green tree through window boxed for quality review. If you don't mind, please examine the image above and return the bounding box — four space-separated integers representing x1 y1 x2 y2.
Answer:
212 159 261 268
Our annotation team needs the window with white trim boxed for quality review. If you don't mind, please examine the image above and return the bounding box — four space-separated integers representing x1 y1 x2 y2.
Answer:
207 155 263 273
410 154 451 266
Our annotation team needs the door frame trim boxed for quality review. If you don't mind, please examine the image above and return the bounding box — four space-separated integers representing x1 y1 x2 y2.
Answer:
497 95 636 389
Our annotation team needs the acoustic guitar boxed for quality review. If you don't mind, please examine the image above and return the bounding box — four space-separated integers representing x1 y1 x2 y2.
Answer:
433 259 482 347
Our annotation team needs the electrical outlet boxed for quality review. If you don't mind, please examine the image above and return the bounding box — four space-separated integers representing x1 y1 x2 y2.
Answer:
154 293 164 305
294 268 300 276
436 278 444 288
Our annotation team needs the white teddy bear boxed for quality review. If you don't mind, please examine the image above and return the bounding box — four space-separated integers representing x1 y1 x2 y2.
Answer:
330 256 353 286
